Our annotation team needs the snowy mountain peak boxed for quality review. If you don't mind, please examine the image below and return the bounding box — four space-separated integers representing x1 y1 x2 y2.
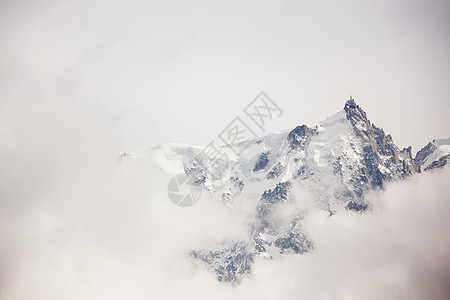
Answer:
121 98 449 284
343 97 372 132
344 97 367 122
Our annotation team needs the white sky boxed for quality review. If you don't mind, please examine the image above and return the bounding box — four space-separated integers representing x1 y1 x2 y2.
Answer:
1 0 449 155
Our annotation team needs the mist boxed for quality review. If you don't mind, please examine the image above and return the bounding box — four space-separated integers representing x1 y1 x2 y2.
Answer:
1 0 450 299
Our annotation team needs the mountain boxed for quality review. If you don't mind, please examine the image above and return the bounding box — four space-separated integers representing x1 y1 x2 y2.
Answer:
120 98 449 283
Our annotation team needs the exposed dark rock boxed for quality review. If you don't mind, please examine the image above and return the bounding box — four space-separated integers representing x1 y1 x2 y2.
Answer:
344 98 417 187
345 98 357 109
287 125 312 150
253 152 270 172
191 242 254 283
399 146 418 175
230 176 244 192
346 201 368 212
259 181 291 209
295 165 306 178
266 162 285 179
274 219 313 254
253 181 313 256
424 154 450 171
361 145 384 188
183 161 207 185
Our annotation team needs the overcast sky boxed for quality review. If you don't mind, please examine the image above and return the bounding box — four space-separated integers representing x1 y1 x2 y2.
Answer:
1 0 449 155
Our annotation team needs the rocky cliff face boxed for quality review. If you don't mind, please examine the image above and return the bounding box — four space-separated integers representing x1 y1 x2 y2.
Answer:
344 98 418 187
122 98 449 284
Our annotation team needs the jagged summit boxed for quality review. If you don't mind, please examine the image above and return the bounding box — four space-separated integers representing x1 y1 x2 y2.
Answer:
343 96 369 124
344 96 357 109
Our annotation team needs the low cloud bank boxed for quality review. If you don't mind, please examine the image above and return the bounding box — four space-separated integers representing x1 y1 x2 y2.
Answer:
1 134 449 300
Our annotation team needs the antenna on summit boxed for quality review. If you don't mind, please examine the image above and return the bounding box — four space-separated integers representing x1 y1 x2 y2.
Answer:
349 94 353 101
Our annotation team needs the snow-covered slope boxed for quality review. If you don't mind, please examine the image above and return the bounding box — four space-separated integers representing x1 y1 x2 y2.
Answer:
121 98 448 283
415 138 450 171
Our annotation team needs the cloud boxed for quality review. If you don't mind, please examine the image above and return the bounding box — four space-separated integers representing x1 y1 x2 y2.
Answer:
1 126 449 300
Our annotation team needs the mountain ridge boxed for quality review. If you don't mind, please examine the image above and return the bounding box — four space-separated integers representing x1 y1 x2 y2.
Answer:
121 97 450 283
